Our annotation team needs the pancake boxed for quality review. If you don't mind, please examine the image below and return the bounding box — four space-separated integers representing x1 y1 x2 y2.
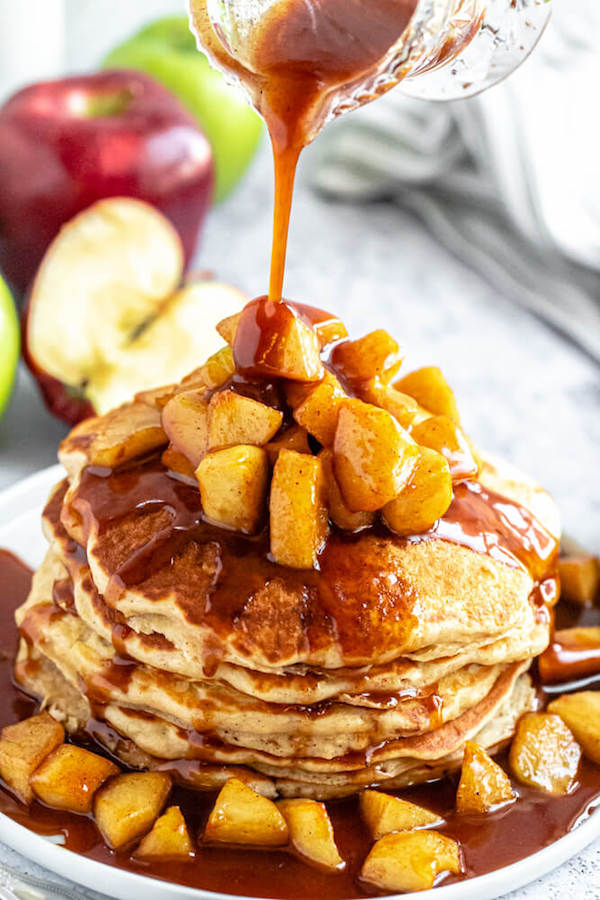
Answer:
16 379 559 800
16 555 518 759
52 452 556 671
15 635 534 799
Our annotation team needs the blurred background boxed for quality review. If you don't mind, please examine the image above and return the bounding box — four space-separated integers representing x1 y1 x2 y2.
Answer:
0 0 598 553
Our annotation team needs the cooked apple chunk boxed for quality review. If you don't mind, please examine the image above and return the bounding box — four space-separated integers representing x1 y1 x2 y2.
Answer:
58 402 167 479
207 390 283 451
270 450 328 568
361 380 430 429
0 712 64 804
278 799 345 872
333 399 418 511
548 692 600 765
320 449 374 531
331 330 402 384
134 805 194 861
161 390 208 467
197 445 269 534
293 372 346 446
396 367 461 424
359 790 441 840
162 445 197 480
509 713 581 795
382 446 452 536
265 424 311 462
539 627 600 684
204 778 288 846
30 744 119 814
233 299 323 382
558 555 599 607
217 312 242 346
456 742 514 814
94 772 171 850
361 830 462 893
180 346 235 392
411 415 478 480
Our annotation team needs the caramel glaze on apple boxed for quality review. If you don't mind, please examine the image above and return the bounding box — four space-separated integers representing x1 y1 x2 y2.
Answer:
1 547 600 898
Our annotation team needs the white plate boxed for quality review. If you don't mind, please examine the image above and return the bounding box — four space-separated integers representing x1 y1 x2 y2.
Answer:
0 465 599 900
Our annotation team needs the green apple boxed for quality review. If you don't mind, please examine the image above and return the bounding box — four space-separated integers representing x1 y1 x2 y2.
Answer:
0 273 19 418
103 16 263 202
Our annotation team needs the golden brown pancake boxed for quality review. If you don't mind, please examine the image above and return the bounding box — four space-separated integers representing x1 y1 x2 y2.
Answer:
15 396 558 799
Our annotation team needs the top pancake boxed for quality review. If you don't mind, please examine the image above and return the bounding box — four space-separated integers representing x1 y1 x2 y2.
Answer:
52 439 559 670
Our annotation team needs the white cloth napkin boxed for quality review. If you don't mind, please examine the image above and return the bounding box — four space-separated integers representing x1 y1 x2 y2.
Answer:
313 1 600 362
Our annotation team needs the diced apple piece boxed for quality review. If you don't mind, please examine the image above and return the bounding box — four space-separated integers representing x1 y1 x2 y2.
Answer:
548 692 600 765
161 390 208 467
278 799 345 872
270 450 328 568
135 383 176 410
559 556 599 607
58 402 167 479
204 778 288 846
331 330 402 384
162 445 197 481
411 415 478 480
539 627 600 684
361 380 430 429
30 744 119 814
361 830 462 893
293 372 346 446
333 399 418 512
265 424 311 463
217 312 242 346
456 742 514 814
509 713 581 795
180 346 235 392
0 712 64 804
396 367 460 424
134 805 194 861
207 390 283 451
233 298 323 382
197 446 269 534
320 449 374 531
94 772 171 850
359 790 441 840
291 302 348 349
382 447 452 536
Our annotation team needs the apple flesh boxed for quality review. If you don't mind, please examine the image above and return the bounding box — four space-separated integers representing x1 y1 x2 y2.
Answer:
0 70 213 297
103 16 263 203
25 197 245 424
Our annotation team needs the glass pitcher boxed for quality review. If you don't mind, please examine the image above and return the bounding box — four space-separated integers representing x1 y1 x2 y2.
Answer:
189 0 551 144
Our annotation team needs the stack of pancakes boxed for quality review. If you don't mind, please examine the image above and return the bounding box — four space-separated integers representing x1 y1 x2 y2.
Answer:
15 405 560 799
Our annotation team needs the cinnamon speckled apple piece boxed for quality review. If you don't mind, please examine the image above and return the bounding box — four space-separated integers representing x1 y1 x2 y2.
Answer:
58 402 167 480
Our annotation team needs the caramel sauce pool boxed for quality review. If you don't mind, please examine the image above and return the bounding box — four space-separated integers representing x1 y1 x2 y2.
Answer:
1 548 600 897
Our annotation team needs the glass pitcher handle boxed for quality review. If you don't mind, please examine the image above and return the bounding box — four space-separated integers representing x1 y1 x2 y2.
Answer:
401 0 552 100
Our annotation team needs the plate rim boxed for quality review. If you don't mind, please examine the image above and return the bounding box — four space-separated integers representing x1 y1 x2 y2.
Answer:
0 463 598 900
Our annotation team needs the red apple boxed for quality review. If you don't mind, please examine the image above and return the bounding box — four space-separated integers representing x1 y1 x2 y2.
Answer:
0 70 213 297
25 198 244 425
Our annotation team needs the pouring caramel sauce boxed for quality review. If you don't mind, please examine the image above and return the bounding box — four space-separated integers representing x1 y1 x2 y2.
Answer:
190 0 421 300
1 547 600 897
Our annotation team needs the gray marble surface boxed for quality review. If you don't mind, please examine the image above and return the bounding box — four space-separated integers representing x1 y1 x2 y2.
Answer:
0 145 599 898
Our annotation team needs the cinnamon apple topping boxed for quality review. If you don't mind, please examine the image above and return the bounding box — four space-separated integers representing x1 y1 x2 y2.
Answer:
130 295 477 569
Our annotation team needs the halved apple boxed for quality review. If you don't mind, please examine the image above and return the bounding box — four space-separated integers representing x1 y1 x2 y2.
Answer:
26 197 245 424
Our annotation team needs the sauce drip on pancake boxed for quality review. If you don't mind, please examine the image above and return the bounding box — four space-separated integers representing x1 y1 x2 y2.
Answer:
64 456 558 666
1 547 600 897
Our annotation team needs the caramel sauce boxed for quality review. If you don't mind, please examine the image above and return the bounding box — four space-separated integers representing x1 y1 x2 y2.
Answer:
2 546 600 896
539 628 600 686
65 457 558 669
191 0 421 300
